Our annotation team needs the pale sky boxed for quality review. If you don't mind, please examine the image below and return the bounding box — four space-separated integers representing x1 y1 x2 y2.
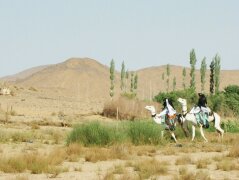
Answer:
0 0 239 77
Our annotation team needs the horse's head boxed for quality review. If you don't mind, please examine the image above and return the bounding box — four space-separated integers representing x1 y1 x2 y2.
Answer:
145 105 156 114
177 98 187 106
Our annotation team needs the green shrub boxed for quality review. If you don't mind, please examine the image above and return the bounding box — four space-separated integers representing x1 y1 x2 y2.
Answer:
154 88 197 110
127 121 164 145
221 120 239 133
66 122 125 146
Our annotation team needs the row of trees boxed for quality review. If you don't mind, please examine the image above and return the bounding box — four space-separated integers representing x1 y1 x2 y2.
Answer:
164 49 221 94
109 60 138 99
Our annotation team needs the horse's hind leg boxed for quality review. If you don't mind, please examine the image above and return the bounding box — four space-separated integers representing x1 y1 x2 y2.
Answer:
214 113 224 139
200 125 208 142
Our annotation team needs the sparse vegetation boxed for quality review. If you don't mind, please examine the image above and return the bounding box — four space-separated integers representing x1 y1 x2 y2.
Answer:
175 156 193 165
132 159 168 179
103 96 159 120
196 158 211 169
67 121 169 146
0 149 67 174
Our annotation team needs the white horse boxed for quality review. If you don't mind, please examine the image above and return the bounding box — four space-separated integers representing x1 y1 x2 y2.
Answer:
177 98 224 142
145 105 178 143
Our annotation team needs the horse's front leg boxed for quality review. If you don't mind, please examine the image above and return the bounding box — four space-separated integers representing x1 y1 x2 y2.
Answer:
199 125 208 142
182 121 190 137
170 132 177 143
191 125 196 141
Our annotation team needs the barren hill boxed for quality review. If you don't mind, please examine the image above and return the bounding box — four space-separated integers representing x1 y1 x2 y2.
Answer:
3 58 239 101
1 58 239 117
0 65 50 82
15 58 121 100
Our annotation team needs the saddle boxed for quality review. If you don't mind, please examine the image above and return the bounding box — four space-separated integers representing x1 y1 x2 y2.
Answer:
195 111 209 128
165 114 176 131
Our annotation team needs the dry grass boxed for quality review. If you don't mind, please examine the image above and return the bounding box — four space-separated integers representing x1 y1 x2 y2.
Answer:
30 123 40 130
201 144 224 152
104 166 139 180
134 145 157 156
103 96 160 120
228 144 239 158
175 156 193 165
216 159 239 171
212 155 224 162
0 148 67 174
132 158 168 179
161 147 177 155
175 167 211 180
12 175 29 180
65 143 84 162
196 158 211 169
84 144 130 162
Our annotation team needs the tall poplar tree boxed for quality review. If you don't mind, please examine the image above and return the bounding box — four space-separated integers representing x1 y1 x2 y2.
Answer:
134 74 138 94
130 72 134 93
125 69 129 92
200 57 207 92
120 61 126 91
162 72 165 81
214 54 221 94
182 67 186 89
109 59 115 99
209 60 215 94
166 64 170 92
190 49 197 90
173 76 176 91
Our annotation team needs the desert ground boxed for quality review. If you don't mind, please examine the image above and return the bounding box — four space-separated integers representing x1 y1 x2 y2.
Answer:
0 58 239 180
0 87 238 180
0 115 239 180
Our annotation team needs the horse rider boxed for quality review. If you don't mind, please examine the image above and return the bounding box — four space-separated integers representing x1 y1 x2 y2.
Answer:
158 98 177 130
190 93 210 127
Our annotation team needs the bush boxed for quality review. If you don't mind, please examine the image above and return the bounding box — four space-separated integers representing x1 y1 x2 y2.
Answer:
208 93 225 112
66 122 125 146
221 120 239 133
127 121 164 145
154 88 197 110
67 121 179 146
103 96 160 120
223 85 239 116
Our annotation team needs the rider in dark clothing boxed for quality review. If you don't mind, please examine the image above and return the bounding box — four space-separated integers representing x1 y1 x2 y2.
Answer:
190 93 210 128
197 93 207 108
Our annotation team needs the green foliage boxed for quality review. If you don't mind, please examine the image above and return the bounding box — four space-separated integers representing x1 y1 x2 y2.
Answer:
214 54 221 94
134 74 138 90
208 93 225 112
127 121 163 145
210 60 215 94
189 49 197 90
125 69 129 79
67 121 184 146
110 59 115 98
173 76 176 91
221 120 239 133
224 85 239 94
66 122 123 146
121 92 137 99
182 67 186 89
166 64 170 92
130 72 134 93
200 57 207 92
120 61 126 91
154 88 197 109
162 72 165 81
223 85 239 116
